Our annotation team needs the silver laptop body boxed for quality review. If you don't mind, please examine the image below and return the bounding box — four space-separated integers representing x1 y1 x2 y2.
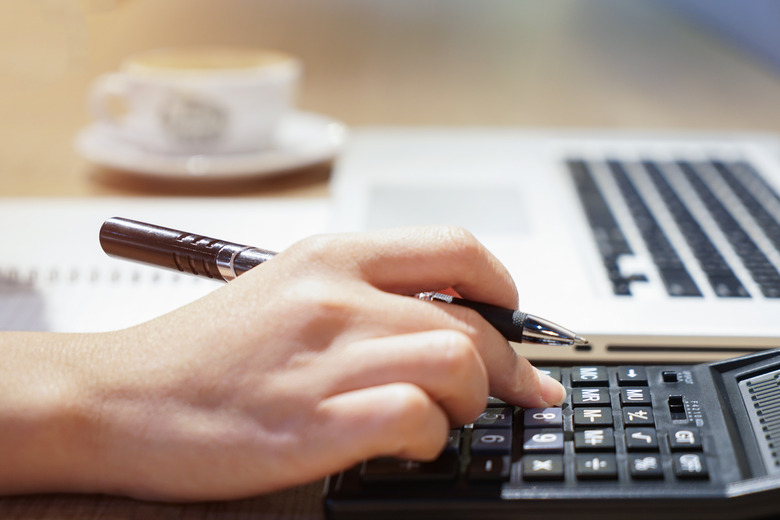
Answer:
331 129 780 363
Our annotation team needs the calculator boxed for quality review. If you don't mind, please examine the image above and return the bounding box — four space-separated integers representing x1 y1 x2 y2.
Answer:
324 349 780 520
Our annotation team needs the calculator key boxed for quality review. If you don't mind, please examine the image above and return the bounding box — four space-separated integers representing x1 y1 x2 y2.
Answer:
617 366 648 386
571 366 609 387
361 454 458 482
574 428 616 451
444 429 461 454
668 427 703 451
468 455 511 481
619 388 652 406
523 429 564 453
536 367 561 382
575 454 618 479
523 407 563 428
622 406 655 426
629 455 664 479
673 453 708 479
572 388 611 406
522 455 565 481
487 396 507 407
625 427 659 451
471 429 512 455
574 407 613 427
474 407 513 429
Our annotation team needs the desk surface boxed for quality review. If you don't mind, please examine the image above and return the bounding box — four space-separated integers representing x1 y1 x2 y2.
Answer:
2 0 780 517
0 482 325 520
1 0 780 198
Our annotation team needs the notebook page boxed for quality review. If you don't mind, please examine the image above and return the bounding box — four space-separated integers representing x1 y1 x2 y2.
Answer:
0 197 330 332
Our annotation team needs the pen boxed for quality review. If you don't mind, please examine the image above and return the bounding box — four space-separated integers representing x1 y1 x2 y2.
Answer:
99 217 588 347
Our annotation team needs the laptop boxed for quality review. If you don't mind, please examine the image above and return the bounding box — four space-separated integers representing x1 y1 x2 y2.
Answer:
329 128 780 363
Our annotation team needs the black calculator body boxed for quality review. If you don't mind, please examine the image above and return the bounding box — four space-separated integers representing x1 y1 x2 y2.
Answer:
324 349 780 520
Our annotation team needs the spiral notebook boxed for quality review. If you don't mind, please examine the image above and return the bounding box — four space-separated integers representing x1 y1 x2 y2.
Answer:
0 197 329 332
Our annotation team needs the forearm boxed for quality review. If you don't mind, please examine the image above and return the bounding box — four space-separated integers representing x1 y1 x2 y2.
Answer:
0 331 105 494
0 228 565 501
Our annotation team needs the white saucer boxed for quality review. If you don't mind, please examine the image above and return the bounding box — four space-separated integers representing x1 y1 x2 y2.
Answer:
75 111 348 179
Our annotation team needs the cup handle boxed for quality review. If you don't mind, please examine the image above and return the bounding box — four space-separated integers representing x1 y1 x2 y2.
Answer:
89 73 131 126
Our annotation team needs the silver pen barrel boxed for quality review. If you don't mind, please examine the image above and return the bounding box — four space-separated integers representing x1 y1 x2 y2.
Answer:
99 217 276 282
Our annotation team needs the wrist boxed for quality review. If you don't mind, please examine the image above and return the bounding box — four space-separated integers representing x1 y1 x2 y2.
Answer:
0 331 110 494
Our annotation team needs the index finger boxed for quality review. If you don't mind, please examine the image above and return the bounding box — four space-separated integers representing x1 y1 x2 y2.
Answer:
339 226 519 309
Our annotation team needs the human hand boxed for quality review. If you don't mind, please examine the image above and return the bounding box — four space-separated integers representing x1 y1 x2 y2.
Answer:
2 227 565 501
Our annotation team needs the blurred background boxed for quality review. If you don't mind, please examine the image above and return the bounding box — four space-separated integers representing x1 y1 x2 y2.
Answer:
0 0 779 196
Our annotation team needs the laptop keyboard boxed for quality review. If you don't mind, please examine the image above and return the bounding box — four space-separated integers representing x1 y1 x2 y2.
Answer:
642 160 749 298
609 160 701 297
568 158 780 298
569 159 642 296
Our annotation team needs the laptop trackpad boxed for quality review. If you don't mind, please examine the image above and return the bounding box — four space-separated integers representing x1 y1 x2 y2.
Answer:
366 185 526 236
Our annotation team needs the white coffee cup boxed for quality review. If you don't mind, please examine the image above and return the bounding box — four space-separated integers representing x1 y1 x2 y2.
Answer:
89 46 301 155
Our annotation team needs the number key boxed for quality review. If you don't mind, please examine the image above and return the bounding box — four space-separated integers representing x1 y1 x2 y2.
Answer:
474 406 513 429
523 429 564 453
523 407 563 428
471 429 512 455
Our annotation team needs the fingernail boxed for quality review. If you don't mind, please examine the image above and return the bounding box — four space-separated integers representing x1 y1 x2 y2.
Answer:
535 368 567 406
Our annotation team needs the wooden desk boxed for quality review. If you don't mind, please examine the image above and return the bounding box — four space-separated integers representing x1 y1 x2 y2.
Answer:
1 0 779 198
0 482 324 520
1 0 780 517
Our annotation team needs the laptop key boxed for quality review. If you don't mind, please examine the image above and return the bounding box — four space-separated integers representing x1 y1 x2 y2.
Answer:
678 161 780 299
568 159 645 296
646 160 750 298
607 160 701 298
